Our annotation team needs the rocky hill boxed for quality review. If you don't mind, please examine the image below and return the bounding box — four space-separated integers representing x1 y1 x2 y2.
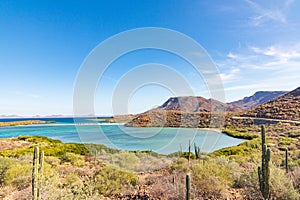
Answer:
125 110 225 128
228 91 287 110
158 96 240 112
241 87 300 121
125 96 231 128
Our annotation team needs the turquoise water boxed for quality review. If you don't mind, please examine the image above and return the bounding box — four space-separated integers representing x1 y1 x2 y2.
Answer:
0 118 244 154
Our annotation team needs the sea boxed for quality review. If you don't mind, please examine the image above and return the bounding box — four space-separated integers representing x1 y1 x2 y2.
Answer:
0 118 244 154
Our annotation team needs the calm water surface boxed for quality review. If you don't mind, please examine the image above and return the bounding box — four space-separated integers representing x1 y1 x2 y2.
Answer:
0 118 244 154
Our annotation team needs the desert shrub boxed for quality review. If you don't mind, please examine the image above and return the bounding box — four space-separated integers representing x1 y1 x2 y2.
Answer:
270 166 299 200
136 155 174 172
64 172 83 188
0 157 15 185
190 157 238 198
170 157 189 172
94 166 138 196
289 131 300 138
45 156 61 167
234 164 262 199
17 135 62 144
212 138 260 157
143 170 186 199
60 152 85 167
181 152 196 159
222 129 258 139
236 164 299 200
290 166 300 194
0 146 33 157
4 161 31 190
85 143 121 154
109 152 140 171
279 137 293 146
0 140 89 157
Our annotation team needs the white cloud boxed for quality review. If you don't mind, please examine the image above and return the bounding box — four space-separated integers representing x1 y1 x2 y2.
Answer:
250 45 300 64
220 43 300 71
216 42 300 99
220 67 240 83
245 0 293 26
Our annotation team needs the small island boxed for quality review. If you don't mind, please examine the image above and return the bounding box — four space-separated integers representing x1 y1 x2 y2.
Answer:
0 120 47 127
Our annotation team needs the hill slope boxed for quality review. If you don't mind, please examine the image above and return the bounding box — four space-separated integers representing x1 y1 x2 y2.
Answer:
158 96 239 112
228 91 287 110
241 87 300 121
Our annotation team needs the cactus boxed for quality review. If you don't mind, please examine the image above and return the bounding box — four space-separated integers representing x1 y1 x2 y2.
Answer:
188 140 191 162
285 149 288 174
258 125 271 200
179 144 183 157
186 174 190 200
194 143 201 159
32 146 44 200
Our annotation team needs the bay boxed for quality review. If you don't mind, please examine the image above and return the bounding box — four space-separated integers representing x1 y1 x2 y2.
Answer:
0 118 244 154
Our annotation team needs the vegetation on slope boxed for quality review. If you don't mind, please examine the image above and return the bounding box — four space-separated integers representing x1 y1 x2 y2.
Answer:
0 132 299 199
242 87 300 121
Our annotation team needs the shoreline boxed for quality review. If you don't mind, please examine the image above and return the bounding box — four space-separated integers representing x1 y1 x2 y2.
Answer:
0 120 47 127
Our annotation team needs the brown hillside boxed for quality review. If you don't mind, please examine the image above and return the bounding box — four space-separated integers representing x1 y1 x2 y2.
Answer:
158 96 241 112
125 110 225 128
228 91 287 110
241 87 300 121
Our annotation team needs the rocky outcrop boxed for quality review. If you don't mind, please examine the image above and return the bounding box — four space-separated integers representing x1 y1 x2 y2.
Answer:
125 110 225 128
158 96 240 112
228 91 287 110
242 87 300 121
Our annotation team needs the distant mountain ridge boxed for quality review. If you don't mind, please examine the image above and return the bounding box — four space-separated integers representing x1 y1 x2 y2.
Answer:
125 88 298 128
157 96 240 112
228 91 287 110
242 87 300 121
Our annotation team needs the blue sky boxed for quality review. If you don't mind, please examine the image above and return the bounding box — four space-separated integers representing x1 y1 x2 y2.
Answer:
1 0 300 116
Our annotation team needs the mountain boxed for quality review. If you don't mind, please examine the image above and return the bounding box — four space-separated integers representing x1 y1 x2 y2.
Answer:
228 91 287 110
125 110 224 128
242 87 300 121
157 96 240 112
125 96 233 128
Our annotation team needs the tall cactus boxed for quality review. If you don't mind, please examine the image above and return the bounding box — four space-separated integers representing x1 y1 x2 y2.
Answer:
179 144 183 158
32 146 44 200
186 174 190 200
258 125 271 200
188 140 191 162
194 143 201 159
285 148 288 174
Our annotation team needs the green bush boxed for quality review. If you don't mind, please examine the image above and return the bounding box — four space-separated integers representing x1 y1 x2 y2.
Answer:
191 157 238 198
94 166 138 196
236 164 299 199
171 157 189 172
0 137 89 157
270 166 299 199
0 157 15 185
279 137 293 146
109 152 140 171
212 138 260 157
222 129 258 140
60 152 85 167
5 163 31 190
17 135 62 144
181 152 196 160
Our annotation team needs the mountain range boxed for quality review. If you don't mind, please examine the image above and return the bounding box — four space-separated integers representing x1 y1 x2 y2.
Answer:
241 87 300 121
156 90 287 113
125 87 300 127
228 91 287 110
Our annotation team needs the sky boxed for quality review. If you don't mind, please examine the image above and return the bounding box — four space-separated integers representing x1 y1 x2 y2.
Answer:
1 0 300 116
